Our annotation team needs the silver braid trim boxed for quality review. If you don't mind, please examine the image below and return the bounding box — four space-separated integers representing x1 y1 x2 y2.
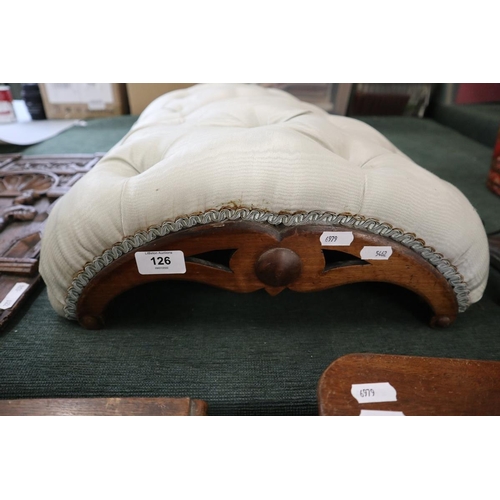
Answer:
63 209 470 319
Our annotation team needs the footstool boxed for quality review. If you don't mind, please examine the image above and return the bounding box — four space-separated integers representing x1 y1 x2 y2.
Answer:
39 84 489 328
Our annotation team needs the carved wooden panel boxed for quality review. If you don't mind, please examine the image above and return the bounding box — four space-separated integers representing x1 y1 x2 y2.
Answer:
0 154 102 329
0 154 102 198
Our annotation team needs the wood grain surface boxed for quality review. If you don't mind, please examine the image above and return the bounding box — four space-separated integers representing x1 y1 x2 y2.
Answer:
318 353 500 416
77 222 458 329
0 397 207 416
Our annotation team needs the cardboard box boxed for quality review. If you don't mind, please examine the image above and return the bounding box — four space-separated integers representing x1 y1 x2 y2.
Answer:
126 83 195 115
39 83 128 119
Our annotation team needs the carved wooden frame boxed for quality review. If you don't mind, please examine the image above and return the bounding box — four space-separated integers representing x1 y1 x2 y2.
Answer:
76 221 460 330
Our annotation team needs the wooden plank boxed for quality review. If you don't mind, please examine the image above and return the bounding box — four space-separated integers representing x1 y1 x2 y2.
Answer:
318 353 500 416
0 397 208 416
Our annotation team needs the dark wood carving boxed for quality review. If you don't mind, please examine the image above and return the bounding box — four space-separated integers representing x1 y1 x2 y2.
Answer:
0 397 207 416
318 353 500 416
77 222 459 329
0 154 102 329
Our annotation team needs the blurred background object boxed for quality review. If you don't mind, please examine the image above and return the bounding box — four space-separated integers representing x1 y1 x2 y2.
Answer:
0 85 16 123
259 83 353 115
347 83 433 117
260 83 337 112
429 83 500 149
487 127 500 197
430 83 500 107
126 83 194 115
21 83 46 120
39 83 128 119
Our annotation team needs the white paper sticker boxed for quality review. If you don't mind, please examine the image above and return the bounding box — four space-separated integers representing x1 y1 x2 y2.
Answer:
0 282 29 309
360 246 393 260
135 251 186 275
360 410 405 416
351 382 397 403
320 231 354 246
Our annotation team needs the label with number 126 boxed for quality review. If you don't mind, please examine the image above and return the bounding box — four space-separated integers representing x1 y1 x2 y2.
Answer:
135 251 186 275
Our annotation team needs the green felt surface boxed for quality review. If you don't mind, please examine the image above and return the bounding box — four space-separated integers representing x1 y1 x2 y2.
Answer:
0 116 499 415
430 103 500 149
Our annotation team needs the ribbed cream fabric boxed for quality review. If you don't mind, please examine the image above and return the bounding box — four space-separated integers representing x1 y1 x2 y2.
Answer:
39 83 489 317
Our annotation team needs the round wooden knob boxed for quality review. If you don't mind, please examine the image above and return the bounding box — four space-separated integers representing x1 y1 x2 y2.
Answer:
255 248 302 287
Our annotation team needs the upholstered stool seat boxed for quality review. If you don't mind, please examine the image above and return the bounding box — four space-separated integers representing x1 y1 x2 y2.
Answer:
39 84 489 322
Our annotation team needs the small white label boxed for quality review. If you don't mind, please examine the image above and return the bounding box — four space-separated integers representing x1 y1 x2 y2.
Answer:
320 231 354 246
0 282 29 309
360 246 393 260
360 410 405 416
135 251 186 275
351 382 397 403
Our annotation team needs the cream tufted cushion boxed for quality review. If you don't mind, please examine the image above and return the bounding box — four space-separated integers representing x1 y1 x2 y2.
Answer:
39 83 489 318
